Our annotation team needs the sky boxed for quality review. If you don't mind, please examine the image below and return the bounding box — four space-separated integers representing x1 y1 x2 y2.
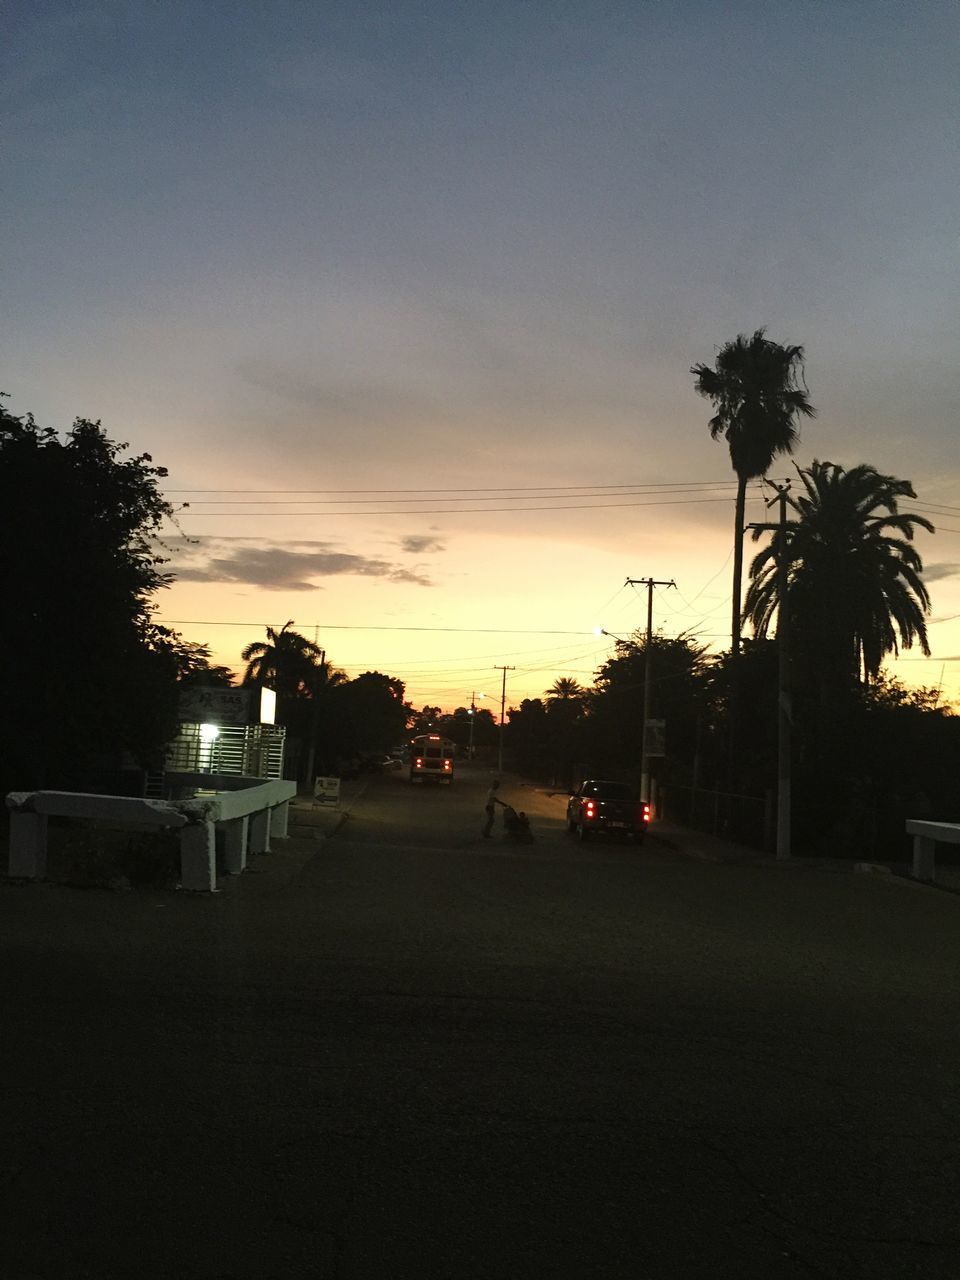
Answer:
5 0 960 714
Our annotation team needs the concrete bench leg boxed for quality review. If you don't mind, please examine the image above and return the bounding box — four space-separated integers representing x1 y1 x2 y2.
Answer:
8 812 48 880
223 816 249 875
249 807 271 856
271 801 290 840
912 835 936 882
181 821 217 891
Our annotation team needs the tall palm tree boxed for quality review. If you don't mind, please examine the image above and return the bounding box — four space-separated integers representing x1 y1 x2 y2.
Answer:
692 329 816 654
743 460 934 686
241 621 323 699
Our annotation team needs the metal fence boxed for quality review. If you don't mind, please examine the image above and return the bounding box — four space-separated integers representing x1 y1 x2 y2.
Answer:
164 723 286 780
660 782 772 851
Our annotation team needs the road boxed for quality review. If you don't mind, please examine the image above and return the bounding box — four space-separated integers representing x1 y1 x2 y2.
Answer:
2 762 960 1278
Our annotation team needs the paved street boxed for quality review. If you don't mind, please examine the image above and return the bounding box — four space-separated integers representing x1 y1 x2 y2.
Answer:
3 764 960 1278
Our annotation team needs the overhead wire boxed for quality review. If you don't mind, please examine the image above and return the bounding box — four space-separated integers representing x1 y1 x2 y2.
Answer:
158 619 596 636
164 478 764 495
172 485 744 506
166 496 747 517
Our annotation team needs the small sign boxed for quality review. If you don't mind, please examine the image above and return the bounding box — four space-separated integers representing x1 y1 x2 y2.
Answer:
645 719 666 757
178 687 251 727
313 776 341 807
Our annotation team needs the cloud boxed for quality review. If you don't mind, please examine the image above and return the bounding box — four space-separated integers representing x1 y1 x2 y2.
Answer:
170 540 433 591
400 534 446 554
925 562 960 584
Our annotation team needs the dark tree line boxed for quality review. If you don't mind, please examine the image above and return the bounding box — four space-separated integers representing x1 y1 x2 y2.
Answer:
0 399 189 793
236 622 410 782
506 633 956 858
503 445 952 860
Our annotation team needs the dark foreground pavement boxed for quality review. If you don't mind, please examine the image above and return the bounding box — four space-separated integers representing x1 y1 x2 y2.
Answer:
3 782 960 1279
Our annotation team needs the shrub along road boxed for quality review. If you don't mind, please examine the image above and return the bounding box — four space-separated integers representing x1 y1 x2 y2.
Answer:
2 763 959 1278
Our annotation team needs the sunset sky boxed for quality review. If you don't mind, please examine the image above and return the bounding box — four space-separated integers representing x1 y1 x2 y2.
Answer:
7 1 960 713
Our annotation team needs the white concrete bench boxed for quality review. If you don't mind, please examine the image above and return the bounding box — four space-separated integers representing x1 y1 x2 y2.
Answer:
905 819 960 882
179 778 296 879
5 779 296 892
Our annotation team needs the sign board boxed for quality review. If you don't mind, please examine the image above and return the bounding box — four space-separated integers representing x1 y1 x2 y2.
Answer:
313 776 341 807
645 719 666 758
178 687 251 727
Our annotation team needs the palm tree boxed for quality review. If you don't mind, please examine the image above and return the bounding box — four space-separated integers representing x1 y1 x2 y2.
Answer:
241 621 323 699
692 329 816 654
546 677 585 703
743 460 934 686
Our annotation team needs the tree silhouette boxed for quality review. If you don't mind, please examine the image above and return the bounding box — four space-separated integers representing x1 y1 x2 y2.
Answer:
171 639 235 687
744 460 934 686
0 399 178 789
546 677 585 703
241 622 323 698
692 329 816 654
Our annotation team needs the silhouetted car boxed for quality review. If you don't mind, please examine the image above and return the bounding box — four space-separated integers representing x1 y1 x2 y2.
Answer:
566 780 649 843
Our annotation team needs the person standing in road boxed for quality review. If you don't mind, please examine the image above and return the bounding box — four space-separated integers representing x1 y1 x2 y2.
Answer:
482 779 505 838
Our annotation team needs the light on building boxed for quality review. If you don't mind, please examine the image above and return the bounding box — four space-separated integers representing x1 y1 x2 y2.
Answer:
199 723 220 742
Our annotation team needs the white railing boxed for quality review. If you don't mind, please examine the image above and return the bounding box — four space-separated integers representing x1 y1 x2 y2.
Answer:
5 778 296 892
905 819 960 883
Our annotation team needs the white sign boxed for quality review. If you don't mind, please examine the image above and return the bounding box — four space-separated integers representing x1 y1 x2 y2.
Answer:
179 687 251 727
259 687 277 725
313 776 341 806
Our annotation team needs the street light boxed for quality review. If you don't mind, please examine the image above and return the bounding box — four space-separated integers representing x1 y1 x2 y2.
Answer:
468 691 486 759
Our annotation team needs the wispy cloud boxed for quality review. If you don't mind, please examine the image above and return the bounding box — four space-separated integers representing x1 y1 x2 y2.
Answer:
925 562 960 584
170 539 433 591
400 534 446 554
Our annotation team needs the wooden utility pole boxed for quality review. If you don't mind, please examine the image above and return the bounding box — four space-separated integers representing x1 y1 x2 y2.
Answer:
625 577 675 802
494 666 515 774
303 648 326 795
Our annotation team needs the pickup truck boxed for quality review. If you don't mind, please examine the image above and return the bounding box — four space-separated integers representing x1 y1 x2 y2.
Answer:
566 779 649 844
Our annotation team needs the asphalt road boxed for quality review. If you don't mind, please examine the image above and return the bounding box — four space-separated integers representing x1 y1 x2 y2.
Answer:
3 763 960 1279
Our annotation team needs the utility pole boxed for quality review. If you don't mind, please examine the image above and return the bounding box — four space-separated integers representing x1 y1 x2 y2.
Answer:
303 648 326 795
494 666 514 775
625 577 675 802
772 484 792 859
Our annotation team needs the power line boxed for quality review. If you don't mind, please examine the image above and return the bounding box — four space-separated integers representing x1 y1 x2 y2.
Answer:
158 619 597 636
164 478 760 495
167 496 752 517
173 485 746 505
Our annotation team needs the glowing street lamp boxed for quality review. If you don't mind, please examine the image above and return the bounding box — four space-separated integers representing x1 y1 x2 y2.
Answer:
468 691 486 759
